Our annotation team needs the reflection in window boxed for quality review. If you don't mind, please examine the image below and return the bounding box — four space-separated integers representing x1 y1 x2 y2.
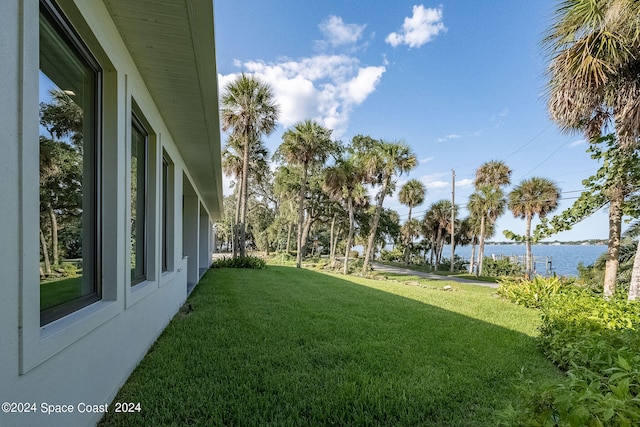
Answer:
39 1 101 325
131 116 147 285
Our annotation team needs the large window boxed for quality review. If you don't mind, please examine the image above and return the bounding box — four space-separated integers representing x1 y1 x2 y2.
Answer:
39 1 101 325
161 155 170 273
131 115 148 285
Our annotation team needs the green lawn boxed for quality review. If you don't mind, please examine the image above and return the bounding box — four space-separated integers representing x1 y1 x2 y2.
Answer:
99 266 560 426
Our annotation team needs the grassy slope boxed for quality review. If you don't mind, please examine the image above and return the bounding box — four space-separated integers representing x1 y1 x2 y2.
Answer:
100 266 560 426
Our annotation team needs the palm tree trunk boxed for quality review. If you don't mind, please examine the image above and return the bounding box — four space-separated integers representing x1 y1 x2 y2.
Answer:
403 206 413 265
604 194 623 298
238 136 251 258
469 237 477 274
477 215 486 276
329 214 337 268
525 214 533 279
233 187 241 258
47 202 59 266
344 197 355 275
40 227 51 276
628 239 640 301
296 165 308 268
363 178 389 273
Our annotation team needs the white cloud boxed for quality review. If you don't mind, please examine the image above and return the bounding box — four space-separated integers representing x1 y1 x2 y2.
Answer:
386 5 446 48
569 139 586 148
319 16 366 47
436 134 460 142
420 156 434 164
455 178 474 187
220 55 385 138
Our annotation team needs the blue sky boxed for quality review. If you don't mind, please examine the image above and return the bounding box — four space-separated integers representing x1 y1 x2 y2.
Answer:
214 0 614 241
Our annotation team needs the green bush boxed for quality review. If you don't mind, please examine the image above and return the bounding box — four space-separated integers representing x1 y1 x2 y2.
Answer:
211 256 267 269
379 247 403 262
483 257 524 277
499 281 640 426
497 275 579 309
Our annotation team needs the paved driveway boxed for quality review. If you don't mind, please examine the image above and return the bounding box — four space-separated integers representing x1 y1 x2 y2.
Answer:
371 262 499 289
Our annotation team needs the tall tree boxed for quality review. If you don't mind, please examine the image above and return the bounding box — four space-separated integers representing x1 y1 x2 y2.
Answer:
359 138 417 273
545 0 640 150
508 177 561 279
221 74 279 257
275 120 335 268
468 186 506 276
323 156 367 274
398 179 427 264
533 135 640 297
423 200 455 267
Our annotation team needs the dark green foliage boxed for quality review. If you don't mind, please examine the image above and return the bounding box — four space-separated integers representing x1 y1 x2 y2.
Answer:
437 255 467 272
379 247 404 262
210 256 267 269
499 277 640 426
497 276 579 309
483 257 524 277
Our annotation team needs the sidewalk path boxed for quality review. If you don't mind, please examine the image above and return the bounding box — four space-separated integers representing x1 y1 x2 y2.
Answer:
371 262 499 289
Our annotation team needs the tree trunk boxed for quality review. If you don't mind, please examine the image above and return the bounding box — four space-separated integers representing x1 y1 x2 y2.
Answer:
604 194 623 298
525 214 533 280
238 135 251 258
628 239 640 301
301 212 313 261
363 178 389 273
286 222 292 253
46 202 59 266
469 238 477 274
329 214 337 268
233 188 242 258
296 165 308 268
403 206 413 265
344 197 355 275
40 227 52 276
477 214 486 276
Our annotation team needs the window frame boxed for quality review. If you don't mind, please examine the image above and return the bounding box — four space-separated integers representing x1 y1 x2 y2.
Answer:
39 0 103 326
130 112 149 286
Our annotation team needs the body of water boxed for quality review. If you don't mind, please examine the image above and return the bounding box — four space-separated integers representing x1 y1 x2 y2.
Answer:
452 244 607 277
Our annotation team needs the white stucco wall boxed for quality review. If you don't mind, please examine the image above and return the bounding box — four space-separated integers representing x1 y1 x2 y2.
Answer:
0 1 217 426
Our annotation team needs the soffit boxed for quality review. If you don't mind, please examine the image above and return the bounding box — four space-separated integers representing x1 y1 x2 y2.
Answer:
103 0 223 220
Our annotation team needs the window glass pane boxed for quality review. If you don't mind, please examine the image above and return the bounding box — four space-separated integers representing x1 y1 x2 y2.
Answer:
131 119 147 284
162 157 169 272
39 3 100 325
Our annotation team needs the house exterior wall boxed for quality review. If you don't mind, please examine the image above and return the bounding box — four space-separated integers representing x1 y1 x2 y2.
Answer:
0 1 219 426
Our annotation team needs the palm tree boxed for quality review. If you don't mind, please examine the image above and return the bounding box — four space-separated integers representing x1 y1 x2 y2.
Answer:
468 186 506 276
221 74 279 257
545 0 640 150
474 160 512 188
275 120 334 268
358 137 417 273
323 156 367 274
423 200 454 268
398 179 426 264
508 177 561 279
222 134 270 257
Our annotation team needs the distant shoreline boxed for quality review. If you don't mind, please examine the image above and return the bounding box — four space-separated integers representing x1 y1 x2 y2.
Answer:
486 240 607 246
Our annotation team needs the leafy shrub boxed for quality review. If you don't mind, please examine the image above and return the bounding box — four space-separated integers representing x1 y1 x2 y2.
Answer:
210 256 266 269
483 257 523 277
437 255 467 272
497 275 579 309
379 247 403 262
499 283 640 426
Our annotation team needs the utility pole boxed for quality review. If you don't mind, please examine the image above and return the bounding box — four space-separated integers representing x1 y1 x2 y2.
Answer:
450 169 455 272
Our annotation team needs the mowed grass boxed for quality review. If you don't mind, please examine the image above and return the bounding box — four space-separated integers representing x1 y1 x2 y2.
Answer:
99 266 560 426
